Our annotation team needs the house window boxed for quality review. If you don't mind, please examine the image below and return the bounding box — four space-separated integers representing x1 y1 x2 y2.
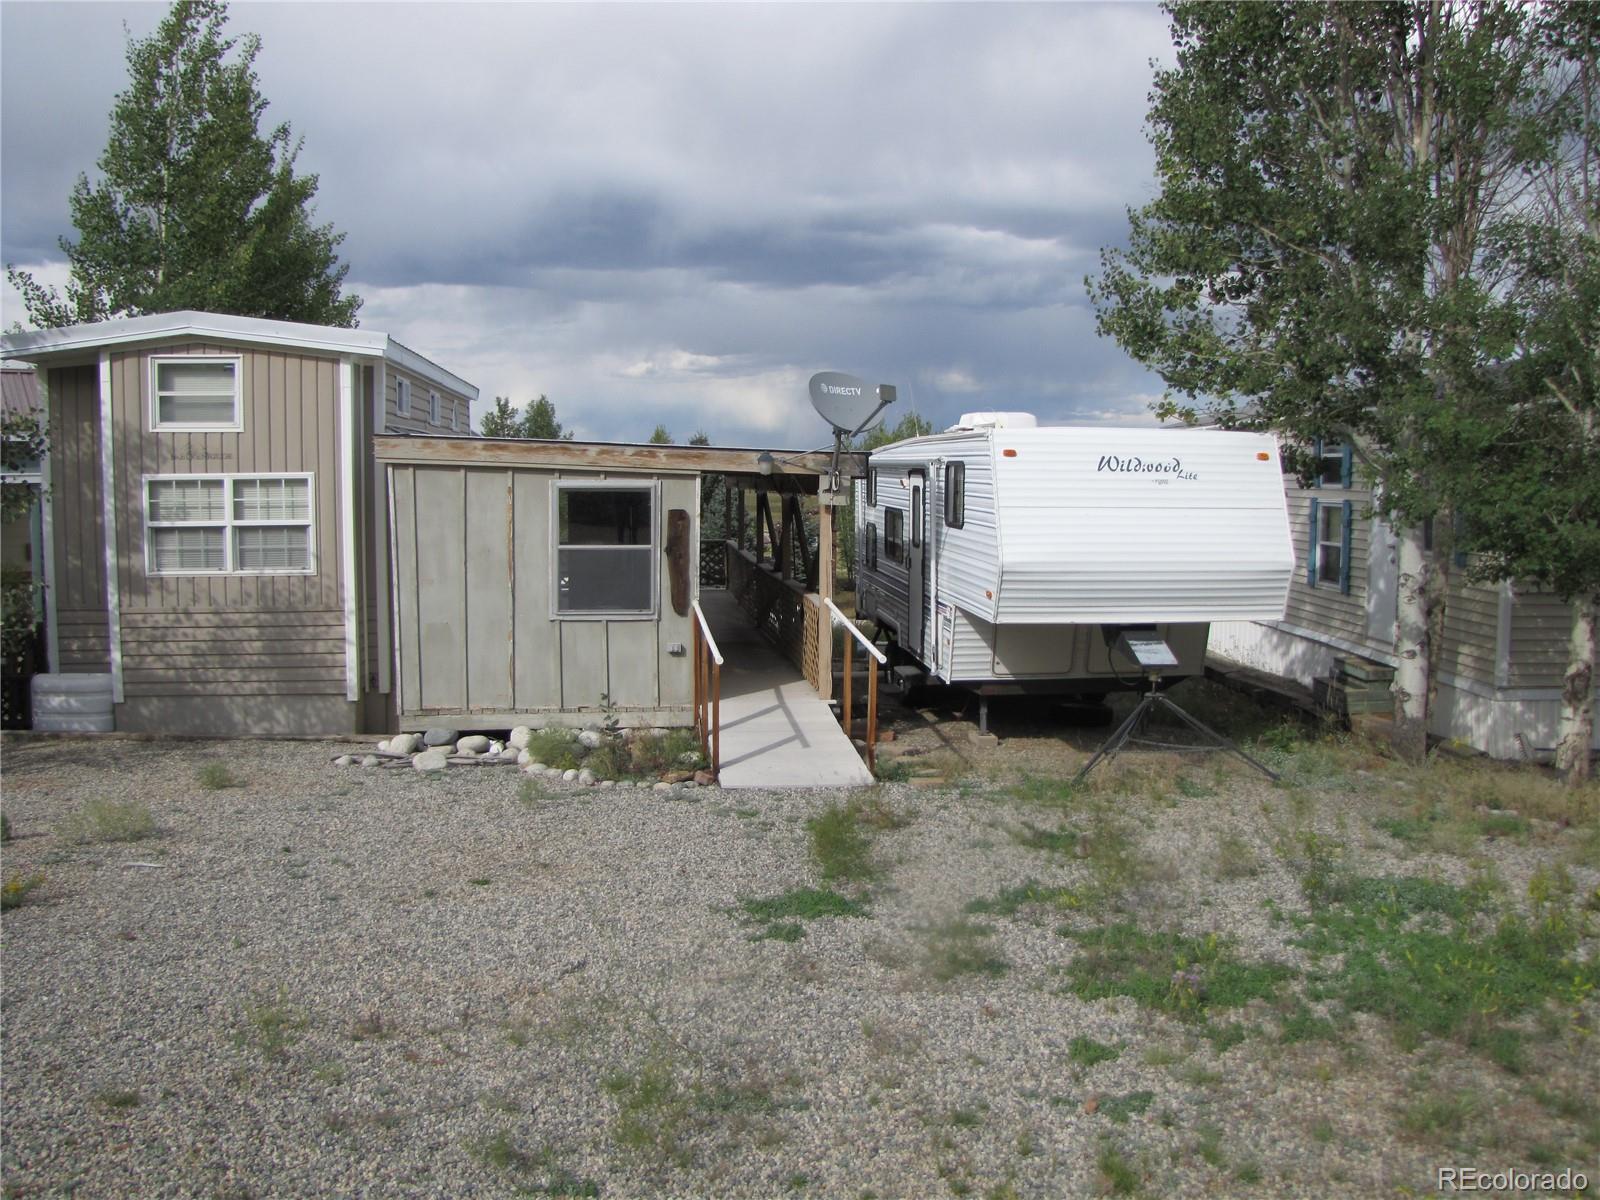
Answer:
866 468 877 507
1307 497 1352 594
429 390 441 425
150 357 241 431
450 404 458 433
944 461 965 528
884 508 904 563
1313 439 1352 488
145 474 313 575
396 378 412 415
553 482 655 616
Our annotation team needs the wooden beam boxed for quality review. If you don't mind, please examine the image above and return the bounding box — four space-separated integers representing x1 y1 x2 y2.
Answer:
373 434 866 480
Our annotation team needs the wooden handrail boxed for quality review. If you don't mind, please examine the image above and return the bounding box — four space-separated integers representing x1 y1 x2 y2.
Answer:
691 600 723 777
823 598 886 774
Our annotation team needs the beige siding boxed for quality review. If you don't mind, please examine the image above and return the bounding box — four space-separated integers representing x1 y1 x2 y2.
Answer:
1439 577 1500 686
1508 586 1574 689
384 364 471 436
47 365 110 672
1282 483 1383 654
389 463 694 723
106 343 350 711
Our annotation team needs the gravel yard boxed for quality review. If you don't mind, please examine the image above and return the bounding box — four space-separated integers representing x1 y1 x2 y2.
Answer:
2 711 1598 1199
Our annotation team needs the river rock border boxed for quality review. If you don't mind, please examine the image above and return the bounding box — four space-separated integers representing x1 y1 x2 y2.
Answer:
328 725 716 790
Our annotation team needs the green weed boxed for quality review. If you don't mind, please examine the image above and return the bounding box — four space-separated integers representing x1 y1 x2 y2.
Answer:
1097 1139 1141 1195
1099 1090 1154 1124
57 798 158 844
1058 923 1292 1019
965 880 1081 918
196 763 240 790
1 870 44 911
737 887 871 942
526 730 582 771
236 993 309 1060
1010 822 1079 854
922 917 1009 982
95 1088 141 1109
809 801 878 882
1067 1036 1121 1068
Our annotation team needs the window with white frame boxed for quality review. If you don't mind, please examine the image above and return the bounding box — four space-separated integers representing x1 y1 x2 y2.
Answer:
429 390 441 425
396 377 412 415
553 482 655 615
145 474 314 575
150 357 241 431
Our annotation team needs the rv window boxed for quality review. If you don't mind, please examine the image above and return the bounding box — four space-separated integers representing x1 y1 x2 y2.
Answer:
944 462 965 528
554 484 655 615
884 509 904 563
865 523 878 570
866 468 877 507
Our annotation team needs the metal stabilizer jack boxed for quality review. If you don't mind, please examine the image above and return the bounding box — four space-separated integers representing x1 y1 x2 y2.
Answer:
1073 670 1279 785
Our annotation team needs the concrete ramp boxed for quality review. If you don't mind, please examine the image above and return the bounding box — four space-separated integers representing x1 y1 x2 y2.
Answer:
701 590 875 790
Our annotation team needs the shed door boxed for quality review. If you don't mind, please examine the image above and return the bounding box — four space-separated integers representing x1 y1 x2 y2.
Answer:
908 469 926 659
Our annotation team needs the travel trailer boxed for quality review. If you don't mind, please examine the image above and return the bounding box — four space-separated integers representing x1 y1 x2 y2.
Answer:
853 414 1295 716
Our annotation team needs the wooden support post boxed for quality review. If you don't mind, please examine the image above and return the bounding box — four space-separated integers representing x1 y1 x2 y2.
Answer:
711 660 721 775
736 486 746 553
842 631 852 735
816 500 833 702
866 657 879 774
693 619 704 756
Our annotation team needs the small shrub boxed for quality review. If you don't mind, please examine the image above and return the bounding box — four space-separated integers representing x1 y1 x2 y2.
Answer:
1 871 43 911
57 799 157 844
516 778 543 806
629 728 703 776
1067 1036 1120 1068
1058 923 1292 1019
808 802 876 882
237 994 309 1060
196 763 240 790
526 729 582 771
1099 1090 1154 1124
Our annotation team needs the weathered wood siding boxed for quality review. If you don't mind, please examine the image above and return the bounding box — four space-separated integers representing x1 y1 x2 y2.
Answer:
389 463 696 723
105 344 348 711
46 365 111 672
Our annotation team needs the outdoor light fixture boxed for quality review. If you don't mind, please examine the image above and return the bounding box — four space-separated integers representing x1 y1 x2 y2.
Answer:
756 451 775 476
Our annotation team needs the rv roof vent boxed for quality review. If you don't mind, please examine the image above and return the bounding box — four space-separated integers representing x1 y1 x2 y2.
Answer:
954 412 1037 430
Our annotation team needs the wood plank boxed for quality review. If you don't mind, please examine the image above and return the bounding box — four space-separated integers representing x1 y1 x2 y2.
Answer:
122 652 345 670
512 470 562 709
391 466 423 714
123 666 344 684
414 466 467 710
120 609 345 627
560 620 608 710
125 680 346 697
606 620 657 707
464 468 514 710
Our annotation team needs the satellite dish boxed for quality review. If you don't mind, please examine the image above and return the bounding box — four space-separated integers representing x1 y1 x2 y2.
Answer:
809 371 895 437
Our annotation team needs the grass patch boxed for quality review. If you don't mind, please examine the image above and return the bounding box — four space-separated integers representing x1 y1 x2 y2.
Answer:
1058 923 1292 1020
56 798 158 844
965 880 1082 918
922 917 1009 982
517 778 544 806
1096 1139 1141 1195
466 1131 600 1195
1289 864 1600 1065
236 994 309 1060
1067 1036 1120 1068
1010 821 1079 854
95 1088 141 1109
1 870 45 911
195 762 240 790
1212 831 1260 879
1397 1088 1479 1145
1098 1090 1154 1124
525 729 583 771
741 887 870 924
808 801 878 883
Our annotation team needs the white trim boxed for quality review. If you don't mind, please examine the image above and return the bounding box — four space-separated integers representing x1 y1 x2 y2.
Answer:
549 478 660 620
374 360 387 436
387 465 404 708
1 309 478 401
142 473 316 575
147 354 243 433
1494 580 1514 689
340 358 360 703
99 353 123 704
39 371 57 673
373 363 392 694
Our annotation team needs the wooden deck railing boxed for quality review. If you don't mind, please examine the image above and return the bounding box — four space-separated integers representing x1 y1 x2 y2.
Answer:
691 599 724 777
824 598 887 773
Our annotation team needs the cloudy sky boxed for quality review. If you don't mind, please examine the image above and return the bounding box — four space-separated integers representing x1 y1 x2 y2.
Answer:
2 1 1175 447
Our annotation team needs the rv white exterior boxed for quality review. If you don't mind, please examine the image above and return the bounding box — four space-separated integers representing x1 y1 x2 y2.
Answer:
854 415 1295 693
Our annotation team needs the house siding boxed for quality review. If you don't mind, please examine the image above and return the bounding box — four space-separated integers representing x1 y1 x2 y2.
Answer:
1507 586 1575 690
104 343 354 732
47 365 110 672
385 364 470 436
1283 484 1379 653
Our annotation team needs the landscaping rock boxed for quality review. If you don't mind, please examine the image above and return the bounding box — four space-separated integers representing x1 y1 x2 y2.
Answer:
376 739 391 753
694 770 717 787
517 749 533 767
456 735 490 755
652 781 672 792
455 747 480 759
599 779 617 789
334 754 354 767
509 726 533 750
497 749 520 764
413 749 449 772
577 730 603 750
422 728 458 748
662 770 694 785
359 755 380 768
577 768 597 786
561 768 579 783
389 732 419 756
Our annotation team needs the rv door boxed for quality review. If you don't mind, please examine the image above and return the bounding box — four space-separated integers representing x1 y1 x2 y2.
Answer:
908 469 926 659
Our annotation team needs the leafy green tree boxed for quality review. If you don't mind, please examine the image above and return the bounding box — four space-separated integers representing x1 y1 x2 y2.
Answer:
648 424 672 444
1090 1 1560 760
7 0 359 329
479 394 571 440
857 411 932 451
0 410 47 524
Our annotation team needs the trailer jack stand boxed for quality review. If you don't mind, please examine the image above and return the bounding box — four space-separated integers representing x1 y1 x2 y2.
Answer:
1073 671 1279 785
978 694 989 736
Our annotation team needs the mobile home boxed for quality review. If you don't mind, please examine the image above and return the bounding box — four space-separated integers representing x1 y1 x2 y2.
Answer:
854 414 1295 704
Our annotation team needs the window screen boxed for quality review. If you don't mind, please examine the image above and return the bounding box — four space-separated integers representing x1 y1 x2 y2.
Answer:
944 462 965 528
145 475 313 574
555 486 654 614
153 360 238 428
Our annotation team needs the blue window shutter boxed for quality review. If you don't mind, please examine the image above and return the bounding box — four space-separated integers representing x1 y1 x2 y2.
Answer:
1307 497 1320 586
1340 445 1353 488
1339 500 1353 594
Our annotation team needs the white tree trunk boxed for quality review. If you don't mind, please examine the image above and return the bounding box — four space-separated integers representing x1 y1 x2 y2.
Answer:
1555 594 1597 786
1393 525 1432 761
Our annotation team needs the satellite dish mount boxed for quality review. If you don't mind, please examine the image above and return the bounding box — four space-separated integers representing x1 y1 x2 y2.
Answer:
808 371 896 495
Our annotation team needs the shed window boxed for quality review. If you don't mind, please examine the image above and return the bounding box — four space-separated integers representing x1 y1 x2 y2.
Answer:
396 378 412 415
944 461 965 528
884 509 904 563
145 474 313 575
150 357 241 431
554 483 655 616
